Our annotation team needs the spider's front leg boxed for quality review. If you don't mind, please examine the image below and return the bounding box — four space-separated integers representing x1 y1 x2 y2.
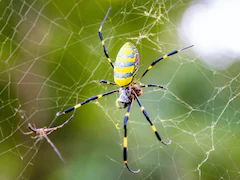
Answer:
122 99 140 174
133 91 171 145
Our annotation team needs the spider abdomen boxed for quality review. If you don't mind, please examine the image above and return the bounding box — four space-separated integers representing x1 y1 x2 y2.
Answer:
114 42 139 87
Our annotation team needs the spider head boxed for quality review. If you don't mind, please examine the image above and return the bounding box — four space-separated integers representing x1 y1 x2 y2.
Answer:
118 87 131 104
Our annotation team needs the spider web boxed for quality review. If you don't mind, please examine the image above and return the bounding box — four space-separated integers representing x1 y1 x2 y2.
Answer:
1 0 240 179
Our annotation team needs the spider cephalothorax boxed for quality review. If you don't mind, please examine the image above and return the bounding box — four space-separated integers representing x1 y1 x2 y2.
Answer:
119 87 132 104
116 84 143 109
55 8 193 174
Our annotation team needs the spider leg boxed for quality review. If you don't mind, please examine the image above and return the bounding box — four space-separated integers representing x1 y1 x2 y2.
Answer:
140 83 168 90
123 99 140 174
100 80 116 86
98 8 114 68
46 110 76 135
56 89 119 116
27 123 36 132
133 92 171 146
19 127 34 135
115 98 128 109
134 45 194 83
18 118 35 135
42 131 65 163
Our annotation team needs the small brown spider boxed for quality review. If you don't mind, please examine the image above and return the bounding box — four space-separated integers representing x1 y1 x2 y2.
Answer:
19 113 75 162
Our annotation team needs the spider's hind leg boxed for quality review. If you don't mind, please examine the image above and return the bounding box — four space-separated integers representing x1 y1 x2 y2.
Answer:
98 8 114 68
123 99 140 174
100 80 116 85
140 83 168 90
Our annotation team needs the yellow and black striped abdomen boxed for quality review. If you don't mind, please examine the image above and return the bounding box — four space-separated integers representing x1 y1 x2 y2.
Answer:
114 42 139 87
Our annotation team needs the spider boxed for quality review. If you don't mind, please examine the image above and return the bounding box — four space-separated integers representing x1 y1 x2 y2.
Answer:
56 8 193 173
19 112 75 163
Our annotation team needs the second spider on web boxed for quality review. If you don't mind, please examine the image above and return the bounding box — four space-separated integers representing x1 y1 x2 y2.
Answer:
18 111 76 163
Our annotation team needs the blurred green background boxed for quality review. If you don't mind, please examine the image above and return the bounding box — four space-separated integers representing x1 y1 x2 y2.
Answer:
0 0 239 179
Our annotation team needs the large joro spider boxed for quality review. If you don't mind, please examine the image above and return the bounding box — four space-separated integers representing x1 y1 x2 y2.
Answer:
56 8 193 173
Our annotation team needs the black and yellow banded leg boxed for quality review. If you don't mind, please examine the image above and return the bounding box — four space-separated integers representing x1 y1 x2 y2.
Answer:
98 8 114 68
100 80 116 85
133 92 172 146
56 89 119 117
123 99 140 174
140 83 168 90
134 45 194 83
